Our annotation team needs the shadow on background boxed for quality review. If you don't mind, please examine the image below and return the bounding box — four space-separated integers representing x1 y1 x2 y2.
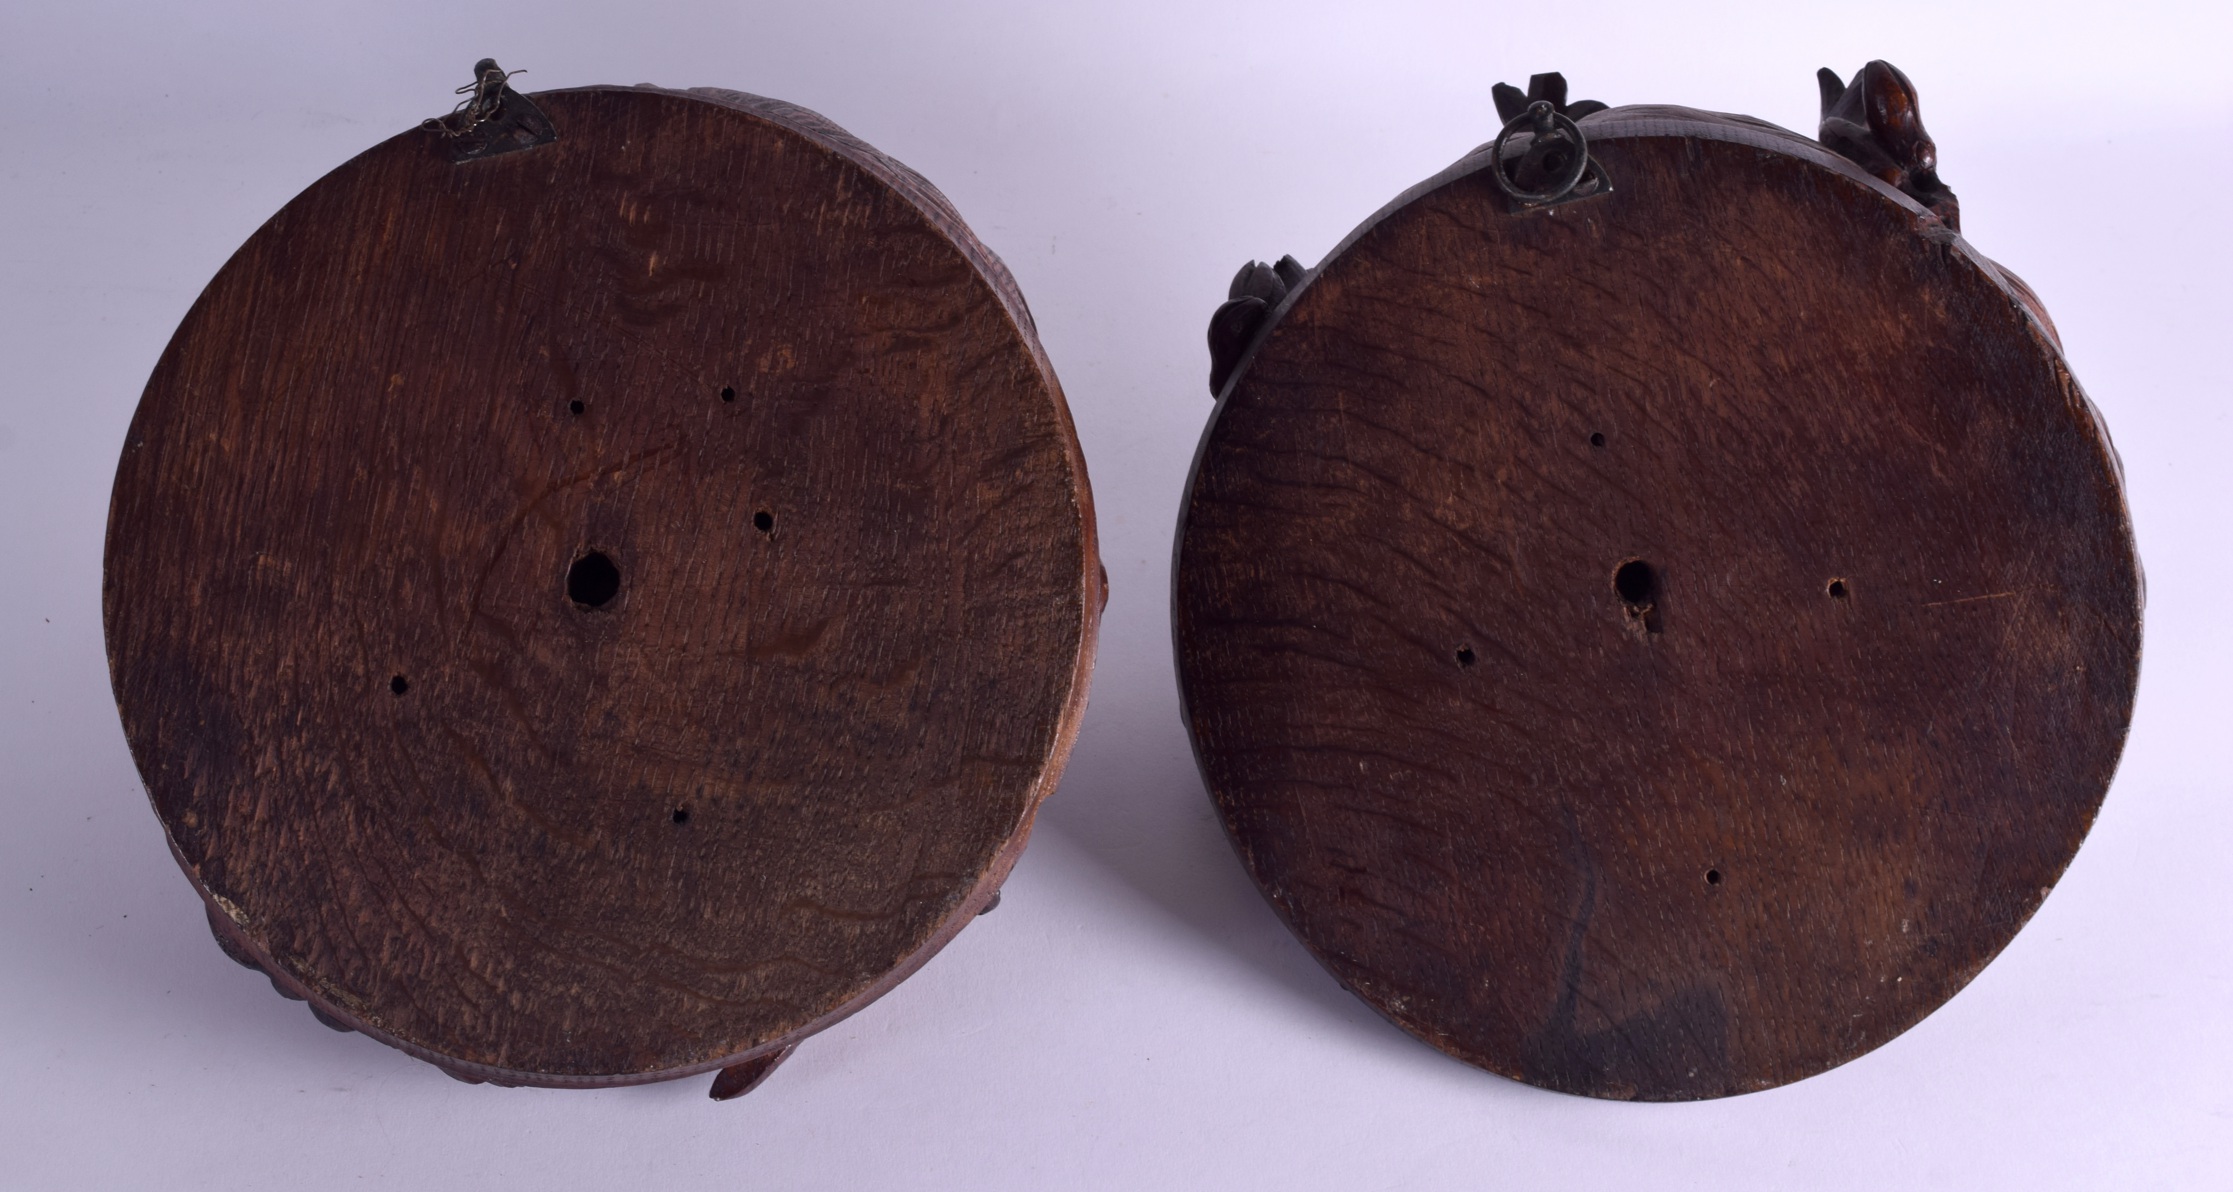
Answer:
1029 627 1424 1059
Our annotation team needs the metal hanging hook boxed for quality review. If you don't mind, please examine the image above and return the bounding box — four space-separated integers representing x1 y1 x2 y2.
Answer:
1491 99 1592 206
419 57 559 163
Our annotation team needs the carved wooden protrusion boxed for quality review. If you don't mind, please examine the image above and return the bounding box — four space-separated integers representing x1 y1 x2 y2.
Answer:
1816 63 2060 344
434 1066 529 1088
709 1044 798 1101
1176 103 2135 1100
1817 61 1958 229
1207 255 1305 396
206 904 261 970
209 904 359 1034
1490 72 1607 124
108 82 1099 1094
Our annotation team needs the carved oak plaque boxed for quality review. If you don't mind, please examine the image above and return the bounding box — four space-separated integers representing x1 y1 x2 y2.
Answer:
106 79 1102 1095
1175 68 2137 1099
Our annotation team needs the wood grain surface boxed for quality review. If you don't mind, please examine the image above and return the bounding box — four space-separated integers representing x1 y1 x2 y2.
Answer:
105 84 1101 1089
1174 105 2139 1099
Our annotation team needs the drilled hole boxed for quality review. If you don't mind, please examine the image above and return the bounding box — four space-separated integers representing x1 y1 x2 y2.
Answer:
567 551 621 608
1828 578 1849 599
1456 646 1477 667
390 675 409 696
720 386 736 403
1589 432 1606 447
1614 559 1655 605
752 510 775 535
568 400 585 416
1706 868 1722 885
671 807 690 825
1614 559 1663 634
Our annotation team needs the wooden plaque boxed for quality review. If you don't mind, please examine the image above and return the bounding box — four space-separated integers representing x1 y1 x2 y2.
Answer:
1175 69 2139 1099
105 73 1102 1094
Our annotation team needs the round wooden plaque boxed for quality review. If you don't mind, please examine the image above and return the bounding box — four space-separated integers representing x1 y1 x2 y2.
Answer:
1174 105 2139 1099
105 83 1101 1090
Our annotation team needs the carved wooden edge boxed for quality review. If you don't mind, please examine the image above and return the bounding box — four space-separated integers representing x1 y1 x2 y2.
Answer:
642 82 1109 721
708 1043 799 1101
196 814 1049 1090
1176 96 2145 1096
1571 106 2110 494
151 82 1109 1094
660 87 1042 338
1816 61 1958 230
1179 96 2144 789
1198 102 2108 488
1204 73 1618 397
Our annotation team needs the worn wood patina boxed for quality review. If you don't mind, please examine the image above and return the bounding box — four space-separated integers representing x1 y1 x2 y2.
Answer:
1175 67 2138 1100
107 76 1102 1096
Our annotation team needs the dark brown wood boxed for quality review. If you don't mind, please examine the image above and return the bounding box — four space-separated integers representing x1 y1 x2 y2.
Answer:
1818 60 1958 228
1207 257 1305 395
106 83 1101 1091
1175 90 2138 1100
707 1043 797 1101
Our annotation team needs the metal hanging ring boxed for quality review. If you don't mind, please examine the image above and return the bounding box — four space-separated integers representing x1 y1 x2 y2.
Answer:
1490 100 1591 205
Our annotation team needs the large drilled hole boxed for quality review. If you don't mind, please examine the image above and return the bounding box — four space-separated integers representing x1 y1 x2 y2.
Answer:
1706 868 1723 885
671 807 691 825
568 400 585 416
390 675 409 696
1456 646 1477 667
1614 560 1655 604
1614 559 1662 634
1589 431 1606 447
720 386 736 403
752 510 775 535
567 551 621 608
1828 578 1849 599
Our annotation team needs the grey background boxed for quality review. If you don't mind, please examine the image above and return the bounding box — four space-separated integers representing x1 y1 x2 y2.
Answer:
3 1 2227 1187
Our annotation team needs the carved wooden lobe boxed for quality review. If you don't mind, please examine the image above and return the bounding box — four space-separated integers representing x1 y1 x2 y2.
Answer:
1206 255 1306 396
1817 60 1959 229
1491 71 1607 124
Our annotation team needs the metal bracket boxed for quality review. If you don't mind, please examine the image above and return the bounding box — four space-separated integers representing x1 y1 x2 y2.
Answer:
422 58 558 163
1488 72 1612 213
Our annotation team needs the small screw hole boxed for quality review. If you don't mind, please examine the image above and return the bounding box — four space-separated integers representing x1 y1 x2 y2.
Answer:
720 386 736 403
567 551 621 608
1456 646 1477 667
1828 579 1849 599
390 675 409 696
1706 869 1722 885
568 400 585 416
752 510 775 534
671 807 690 825
1589 432 1606 447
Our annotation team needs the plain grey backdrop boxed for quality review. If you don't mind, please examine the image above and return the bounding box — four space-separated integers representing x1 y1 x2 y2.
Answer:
3 1 2227 1188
